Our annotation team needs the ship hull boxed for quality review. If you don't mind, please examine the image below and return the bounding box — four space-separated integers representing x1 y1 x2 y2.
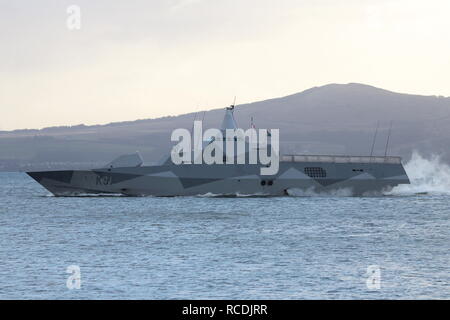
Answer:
27 159 410 197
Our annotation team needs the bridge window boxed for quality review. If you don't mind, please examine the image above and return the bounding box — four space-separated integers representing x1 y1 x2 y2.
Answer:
304 167 327 178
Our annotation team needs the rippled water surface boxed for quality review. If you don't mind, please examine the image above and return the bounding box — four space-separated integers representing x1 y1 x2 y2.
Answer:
0 172 448 299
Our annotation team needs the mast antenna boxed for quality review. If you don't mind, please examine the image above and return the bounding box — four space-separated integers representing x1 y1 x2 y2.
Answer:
227 96 236 110
190 111 198 134
201 110 206 123
384 120 393 157
369 121 380 158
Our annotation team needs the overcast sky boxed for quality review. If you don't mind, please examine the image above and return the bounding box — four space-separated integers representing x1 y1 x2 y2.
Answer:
1 0 450 130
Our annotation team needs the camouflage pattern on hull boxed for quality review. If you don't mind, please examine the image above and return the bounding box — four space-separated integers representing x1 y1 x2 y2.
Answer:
27 158 410 197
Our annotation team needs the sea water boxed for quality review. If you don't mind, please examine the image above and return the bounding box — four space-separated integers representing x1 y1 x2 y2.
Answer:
0 152 448 299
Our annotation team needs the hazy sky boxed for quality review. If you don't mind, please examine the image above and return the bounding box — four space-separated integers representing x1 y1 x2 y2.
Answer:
1 0 450 130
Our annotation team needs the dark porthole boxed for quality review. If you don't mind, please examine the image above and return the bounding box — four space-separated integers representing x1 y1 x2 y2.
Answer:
261 180 266 186
268 180 274 186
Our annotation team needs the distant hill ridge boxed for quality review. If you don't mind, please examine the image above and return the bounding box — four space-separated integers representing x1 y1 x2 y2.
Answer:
1 83 450 171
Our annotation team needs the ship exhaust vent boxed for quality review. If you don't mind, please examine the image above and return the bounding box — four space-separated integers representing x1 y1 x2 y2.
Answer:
304 167 327 178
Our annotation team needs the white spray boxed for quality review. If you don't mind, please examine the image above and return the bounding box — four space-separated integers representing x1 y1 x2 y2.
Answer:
287 187 354 197
389 151 450 196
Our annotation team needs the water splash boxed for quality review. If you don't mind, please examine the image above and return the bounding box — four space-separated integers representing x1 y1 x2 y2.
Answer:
287 187 354 197
196 192 268 198
390 151 450 196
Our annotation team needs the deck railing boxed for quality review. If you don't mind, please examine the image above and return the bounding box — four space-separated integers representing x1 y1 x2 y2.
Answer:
280 155 402 164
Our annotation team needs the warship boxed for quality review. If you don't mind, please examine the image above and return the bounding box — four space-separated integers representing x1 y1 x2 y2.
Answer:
27 106 410 196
